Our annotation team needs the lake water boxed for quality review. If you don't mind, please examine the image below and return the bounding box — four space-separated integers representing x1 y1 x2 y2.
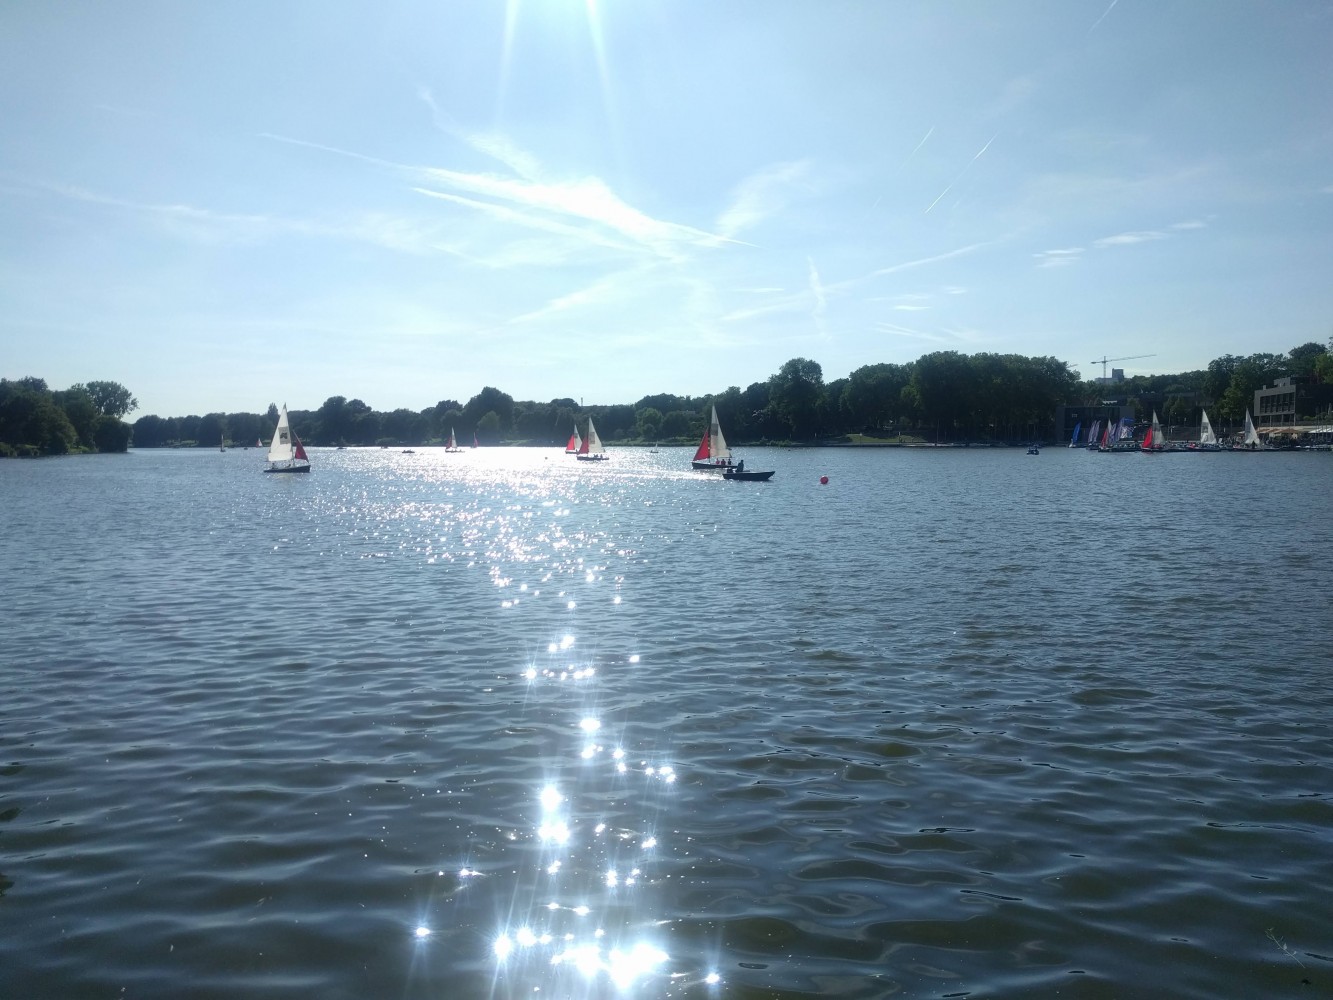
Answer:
2 445 1330 999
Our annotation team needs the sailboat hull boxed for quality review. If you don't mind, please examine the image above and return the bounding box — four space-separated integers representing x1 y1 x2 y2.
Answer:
722 469 774 481
264 463 311 474
692 460 733 470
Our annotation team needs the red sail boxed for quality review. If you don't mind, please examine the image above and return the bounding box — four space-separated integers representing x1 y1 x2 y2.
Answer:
577 431 590 455
1142 427 1154 450
566 433 578 451
692 428 710 461
293 435 309 461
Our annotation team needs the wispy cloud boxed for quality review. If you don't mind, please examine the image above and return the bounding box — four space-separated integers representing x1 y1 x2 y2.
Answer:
18 178 299 244
508 271 635 326
1093 229 1168 247
265 128 733 263
808 256 828 337
870 241 990 278
415 166 728 262
1034 247 1085 268
717 160 810 239
875 321 953 344
419 86 541 179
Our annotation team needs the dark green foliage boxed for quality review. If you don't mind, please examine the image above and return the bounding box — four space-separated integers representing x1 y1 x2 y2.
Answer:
0 377 130 454
11 339 1322 458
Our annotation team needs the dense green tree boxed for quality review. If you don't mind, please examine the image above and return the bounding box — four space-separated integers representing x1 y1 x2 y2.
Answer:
476 410 501 444
198 413 227 448
0 380 78 454
907 351 977 440
77 380 138 419
660 410 693 439
767 357 825 439
93 415 132 452
131 414 173 447
464 387 514 433
381 408 426 445
1288 341 1327 379
53 386 100 447
1314 352 1333 385
635 407 663 440
1219 361 1266 420
844 363 910 432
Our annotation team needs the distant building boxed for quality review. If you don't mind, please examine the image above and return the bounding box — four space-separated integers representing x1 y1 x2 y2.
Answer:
1253 377 1333 428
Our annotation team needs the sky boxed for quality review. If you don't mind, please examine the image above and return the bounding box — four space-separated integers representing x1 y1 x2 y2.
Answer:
2 1 1331 418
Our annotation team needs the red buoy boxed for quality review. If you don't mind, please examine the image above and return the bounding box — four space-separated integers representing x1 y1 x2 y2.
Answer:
819 475 829 485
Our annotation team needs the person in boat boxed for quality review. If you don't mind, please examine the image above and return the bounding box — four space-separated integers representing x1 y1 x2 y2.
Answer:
735 459 744 473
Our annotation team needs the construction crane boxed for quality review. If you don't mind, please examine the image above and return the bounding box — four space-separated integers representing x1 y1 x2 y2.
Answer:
1089 354 1156 380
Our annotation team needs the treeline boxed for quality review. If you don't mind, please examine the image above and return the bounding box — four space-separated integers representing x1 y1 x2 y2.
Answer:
0 377 137 456
8 341 1327 455
133 342 1333 449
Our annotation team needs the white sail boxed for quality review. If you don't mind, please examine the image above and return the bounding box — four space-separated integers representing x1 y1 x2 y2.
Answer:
1200 410 1217 446
1243 410 1261 446
708 405 731 462
268 405 295 463
585 417 605 456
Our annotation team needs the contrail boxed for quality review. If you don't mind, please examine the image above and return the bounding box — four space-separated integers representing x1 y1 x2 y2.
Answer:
910 126 935 157
1088 0 1117 34
925 134 996 214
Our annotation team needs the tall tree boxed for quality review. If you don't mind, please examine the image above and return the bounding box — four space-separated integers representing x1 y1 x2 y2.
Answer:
77 380 138 419
767 358 825 439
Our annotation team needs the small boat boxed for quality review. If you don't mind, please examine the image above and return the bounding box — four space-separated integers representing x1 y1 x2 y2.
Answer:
565 426 582 454
263 404 311 474
1027 444 1040 455
1140 411 1167 453
401 449 415 454
691 405 735 470
444 428 461 453
722 460 774 482
1198 410 1221 451
576 417 608 461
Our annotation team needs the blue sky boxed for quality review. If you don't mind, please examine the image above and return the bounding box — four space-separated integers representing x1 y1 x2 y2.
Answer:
3 1 1331 417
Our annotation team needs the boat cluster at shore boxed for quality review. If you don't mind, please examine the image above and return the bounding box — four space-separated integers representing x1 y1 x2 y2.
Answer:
1065 408 1333 454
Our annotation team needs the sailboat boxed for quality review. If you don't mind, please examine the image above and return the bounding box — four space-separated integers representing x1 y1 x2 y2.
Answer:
576 417 608 461
220 432 226 452
1140 410 1167 453
1199 410 1221 451
565 425 582 454
444 427 461 453
1068 421 1081 448
691 406 734 470
1085 419 1101 450
263 404 311 474
1241 410 1263 450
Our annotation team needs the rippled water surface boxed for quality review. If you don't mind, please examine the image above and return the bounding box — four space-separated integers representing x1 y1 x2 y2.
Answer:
2 445 1331 999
